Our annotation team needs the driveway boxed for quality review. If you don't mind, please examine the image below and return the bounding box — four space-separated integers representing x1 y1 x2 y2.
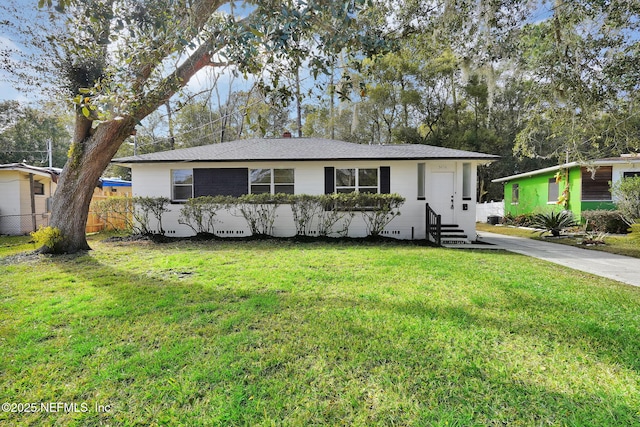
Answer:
476 231 640 288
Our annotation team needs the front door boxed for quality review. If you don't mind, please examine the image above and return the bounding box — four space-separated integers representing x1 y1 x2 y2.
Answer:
430 172 455 224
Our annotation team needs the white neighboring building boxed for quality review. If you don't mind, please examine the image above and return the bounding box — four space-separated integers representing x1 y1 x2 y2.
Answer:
0 163 60 235
113 137 498 244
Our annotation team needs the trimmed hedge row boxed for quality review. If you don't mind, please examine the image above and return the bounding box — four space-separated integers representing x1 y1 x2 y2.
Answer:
93 193 406 238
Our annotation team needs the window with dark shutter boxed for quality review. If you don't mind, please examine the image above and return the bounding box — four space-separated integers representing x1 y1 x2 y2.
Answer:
336 168 378 193
581 167 612 201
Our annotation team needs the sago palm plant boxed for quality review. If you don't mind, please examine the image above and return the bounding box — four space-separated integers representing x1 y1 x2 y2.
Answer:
530 211 577 237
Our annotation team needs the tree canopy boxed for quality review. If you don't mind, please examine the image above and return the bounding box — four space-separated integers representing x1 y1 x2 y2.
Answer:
0 101 71 167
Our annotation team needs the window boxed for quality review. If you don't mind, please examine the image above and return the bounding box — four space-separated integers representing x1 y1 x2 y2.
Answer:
336 168 378 193
194 168 248 197
172 169 193 201
250 168 294 194
462 163 472 200
623 171 640 178
548 178 559 203
581 166 612 201
33 181 45 195
511 183 519 204
417 163 425 199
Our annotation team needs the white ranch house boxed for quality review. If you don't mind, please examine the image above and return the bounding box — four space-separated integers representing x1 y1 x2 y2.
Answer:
113 137 497 244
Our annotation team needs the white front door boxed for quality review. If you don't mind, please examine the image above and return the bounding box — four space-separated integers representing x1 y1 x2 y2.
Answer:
430 172 455 224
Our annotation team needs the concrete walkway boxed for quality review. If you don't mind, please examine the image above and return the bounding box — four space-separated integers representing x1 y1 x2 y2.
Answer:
474 231 640 288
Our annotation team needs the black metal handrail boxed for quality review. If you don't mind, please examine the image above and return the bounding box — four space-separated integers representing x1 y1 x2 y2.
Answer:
425 203 441 246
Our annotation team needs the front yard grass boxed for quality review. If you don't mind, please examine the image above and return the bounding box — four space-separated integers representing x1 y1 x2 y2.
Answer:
477 222 640 259
1 237 639 426
0 235 37 257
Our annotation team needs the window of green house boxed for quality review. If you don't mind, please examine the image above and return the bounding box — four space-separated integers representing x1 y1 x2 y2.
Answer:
511 184 519 204
548 178 559 203
581 167 612 201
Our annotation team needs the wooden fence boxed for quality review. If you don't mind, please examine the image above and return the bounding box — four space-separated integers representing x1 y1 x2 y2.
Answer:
86 192 132 233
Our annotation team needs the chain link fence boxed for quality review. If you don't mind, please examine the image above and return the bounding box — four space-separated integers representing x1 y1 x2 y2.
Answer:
0 213 50 235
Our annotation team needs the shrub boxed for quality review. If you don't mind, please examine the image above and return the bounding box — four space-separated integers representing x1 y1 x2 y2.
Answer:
133 197 170 235
530 211 577 237
31 226 65 252
611 176 640 225
289 194 322 237
91 196 135 232
582 210 629 234
503 213 536 227
356 193 405 236
316 193 356 237
231 193 289 236
178 196 229 235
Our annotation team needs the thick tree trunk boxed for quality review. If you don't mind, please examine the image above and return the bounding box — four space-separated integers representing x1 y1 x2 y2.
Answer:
44 117 136 253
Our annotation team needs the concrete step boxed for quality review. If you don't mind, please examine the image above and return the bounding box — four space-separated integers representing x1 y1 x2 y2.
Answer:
440 224 471 245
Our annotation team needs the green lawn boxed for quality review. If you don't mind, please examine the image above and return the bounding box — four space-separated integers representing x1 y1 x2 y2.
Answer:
1 237 639 426
0 235 38 257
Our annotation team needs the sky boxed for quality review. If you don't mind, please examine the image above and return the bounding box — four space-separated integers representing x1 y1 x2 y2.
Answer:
0 33 28 103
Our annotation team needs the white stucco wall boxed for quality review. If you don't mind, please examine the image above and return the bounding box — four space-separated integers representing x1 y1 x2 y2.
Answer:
611 162 640 203
130 159 483 241
0 170 55 234
0 171 21 216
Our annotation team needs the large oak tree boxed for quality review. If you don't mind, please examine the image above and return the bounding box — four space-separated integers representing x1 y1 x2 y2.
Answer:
2 0 389 253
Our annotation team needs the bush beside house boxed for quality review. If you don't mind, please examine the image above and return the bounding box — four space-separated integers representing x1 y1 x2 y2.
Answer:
98 193 406 240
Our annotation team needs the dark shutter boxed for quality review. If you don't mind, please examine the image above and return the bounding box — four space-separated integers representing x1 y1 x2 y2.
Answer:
194 168 248 197
324 167 335 194
380 166 391 194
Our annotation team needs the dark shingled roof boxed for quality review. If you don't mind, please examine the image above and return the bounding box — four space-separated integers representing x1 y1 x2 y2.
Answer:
113 138 498 164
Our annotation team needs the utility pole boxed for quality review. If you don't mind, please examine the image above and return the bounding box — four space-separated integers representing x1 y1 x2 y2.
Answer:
47 139 53 168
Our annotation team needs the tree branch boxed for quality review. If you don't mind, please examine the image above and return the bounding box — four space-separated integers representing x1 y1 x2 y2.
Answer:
133 39 227 120
130 0 227 94
131 10 256 121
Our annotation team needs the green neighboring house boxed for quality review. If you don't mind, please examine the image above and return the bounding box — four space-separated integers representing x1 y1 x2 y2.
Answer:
493 155 640 221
